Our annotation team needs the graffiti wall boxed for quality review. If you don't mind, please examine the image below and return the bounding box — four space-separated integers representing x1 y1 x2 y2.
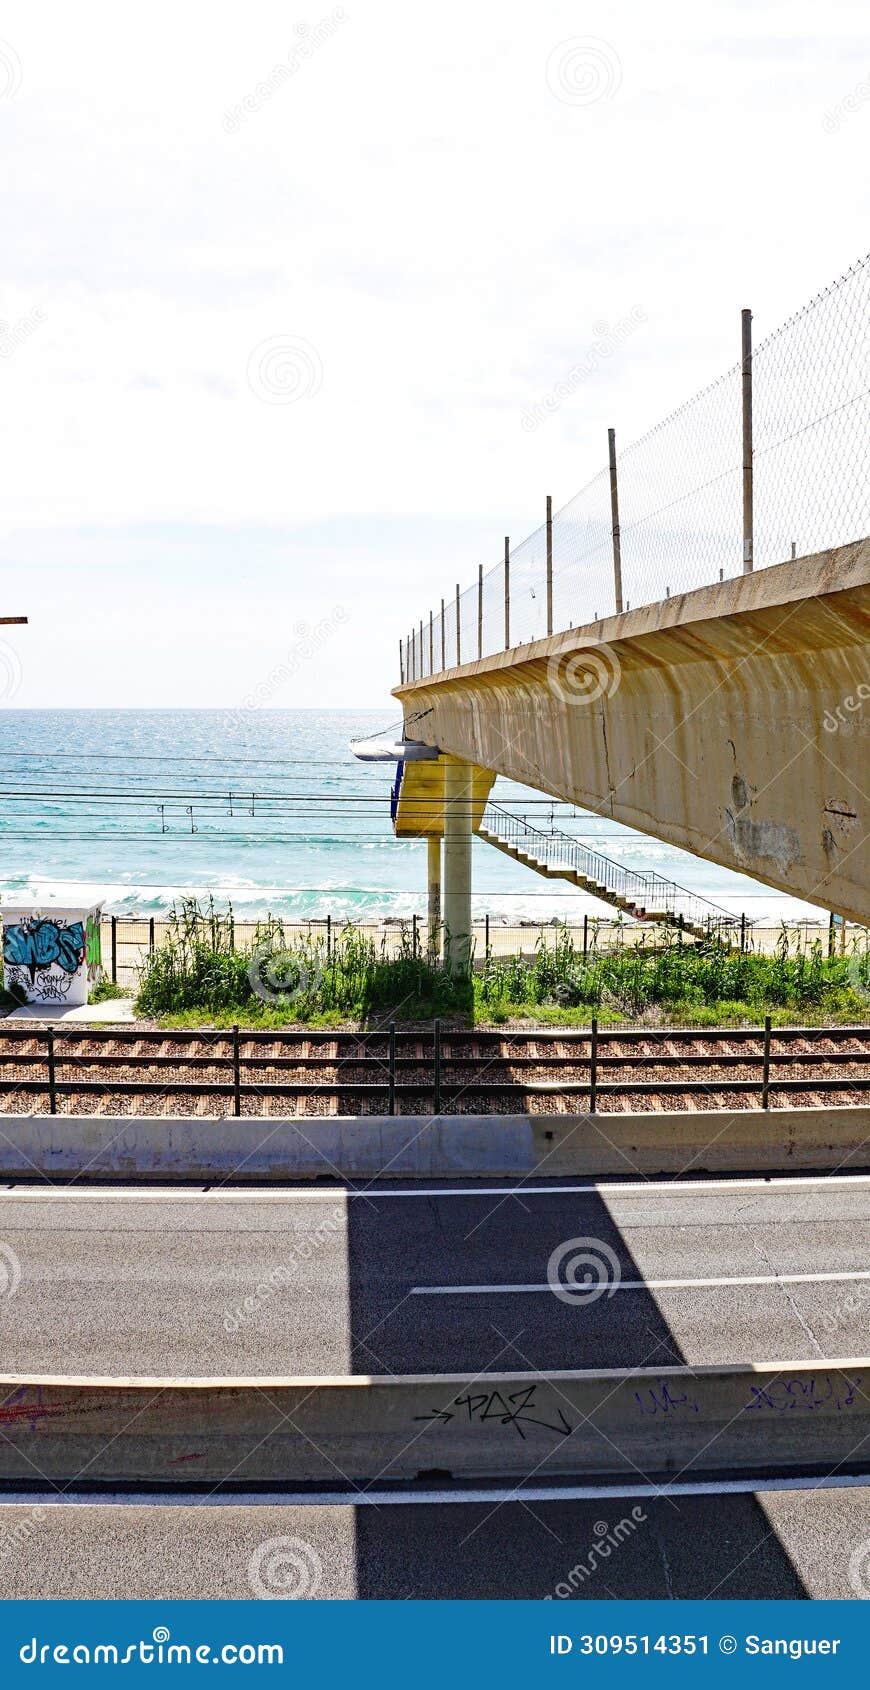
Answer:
2 905 103 1007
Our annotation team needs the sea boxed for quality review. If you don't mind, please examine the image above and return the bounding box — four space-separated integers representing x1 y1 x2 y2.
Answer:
0 709 828 926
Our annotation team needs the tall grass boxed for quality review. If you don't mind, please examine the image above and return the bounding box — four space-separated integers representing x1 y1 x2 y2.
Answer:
136 898 470 1019
135 900 870 1024
478 923 860 1018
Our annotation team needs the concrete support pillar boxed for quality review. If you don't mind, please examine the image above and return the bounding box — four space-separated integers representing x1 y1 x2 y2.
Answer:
427 835 441 962
443 758 472 976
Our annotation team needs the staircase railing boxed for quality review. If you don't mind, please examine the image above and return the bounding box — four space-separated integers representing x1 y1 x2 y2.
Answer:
481 802 738 933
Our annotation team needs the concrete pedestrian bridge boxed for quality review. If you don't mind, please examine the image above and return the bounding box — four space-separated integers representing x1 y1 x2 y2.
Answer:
392 540 870 958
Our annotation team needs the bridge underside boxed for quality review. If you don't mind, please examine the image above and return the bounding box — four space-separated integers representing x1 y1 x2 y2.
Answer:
394 541 870 924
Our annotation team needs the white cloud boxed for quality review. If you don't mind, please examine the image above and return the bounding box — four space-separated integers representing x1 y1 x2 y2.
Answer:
0 0 867 702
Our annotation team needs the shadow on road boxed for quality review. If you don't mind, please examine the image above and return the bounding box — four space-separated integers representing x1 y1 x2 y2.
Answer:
345 1178 809 1598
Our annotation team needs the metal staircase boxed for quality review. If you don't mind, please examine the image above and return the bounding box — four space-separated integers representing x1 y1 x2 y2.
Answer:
478 803 737 938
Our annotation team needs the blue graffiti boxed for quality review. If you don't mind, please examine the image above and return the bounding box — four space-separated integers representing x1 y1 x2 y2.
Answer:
3 919 85 982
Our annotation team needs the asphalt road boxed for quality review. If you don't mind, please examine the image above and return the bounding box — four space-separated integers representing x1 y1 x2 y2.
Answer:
2 1175 870 1376
3 1173 870 1600
2 1484 870 1600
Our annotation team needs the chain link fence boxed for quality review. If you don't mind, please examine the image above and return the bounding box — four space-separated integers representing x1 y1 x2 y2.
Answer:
403 253 870 679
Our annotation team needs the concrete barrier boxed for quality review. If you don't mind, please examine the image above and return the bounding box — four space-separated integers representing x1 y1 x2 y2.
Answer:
1 1361 868 1485
0 1107 869 1181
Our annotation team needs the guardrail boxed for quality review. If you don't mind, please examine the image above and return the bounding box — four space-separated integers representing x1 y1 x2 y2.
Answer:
0 1022 867 1116
2 1361 869 1486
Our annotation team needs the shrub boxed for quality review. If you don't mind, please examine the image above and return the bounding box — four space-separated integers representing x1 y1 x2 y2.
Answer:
134 900 870 1025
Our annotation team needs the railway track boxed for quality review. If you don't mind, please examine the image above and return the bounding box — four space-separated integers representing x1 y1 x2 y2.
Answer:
0 1024 868 1115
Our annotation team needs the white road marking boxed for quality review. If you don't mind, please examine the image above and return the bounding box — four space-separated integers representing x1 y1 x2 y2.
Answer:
348 1174 870 1200
412 1269 870 1295
6 1172 870 1202
2 1471 870 1505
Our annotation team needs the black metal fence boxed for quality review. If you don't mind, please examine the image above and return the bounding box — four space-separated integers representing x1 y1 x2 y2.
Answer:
1 1020 868 1118
100 913 867 992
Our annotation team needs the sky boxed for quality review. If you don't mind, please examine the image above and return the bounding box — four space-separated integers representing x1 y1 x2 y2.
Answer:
0 0 868 709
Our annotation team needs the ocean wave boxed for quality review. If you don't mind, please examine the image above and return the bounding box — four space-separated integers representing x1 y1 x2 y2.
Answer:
0 873 830 926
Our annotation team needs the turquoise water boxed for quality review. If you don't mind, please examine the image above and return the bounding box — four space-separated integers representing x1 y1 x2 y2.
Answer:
0 709 824 922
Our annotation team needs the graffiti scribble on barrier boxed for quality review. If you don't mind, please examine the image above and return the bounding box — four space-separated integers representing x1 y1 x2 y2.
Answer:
743 1374 863 1413
633 1373 865 1420
634 1382 701 1417
415 1385 572 1440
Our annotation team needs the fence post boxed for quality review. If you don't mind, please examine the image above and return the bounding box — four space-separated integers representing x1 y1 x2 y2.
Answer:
478 564 483 659
546 493 553 635
589 1016 598 1114
740 911 746 953
440 598 446 669
485 912 490 960
418 619 424 676
504 536 510 649
607 427 624 614
412 913 418 958
326 914 332 960
583 912 588 960
47 1025 57 1116
149 916 155 955
742 306 753 573
761 1014 771 1110
429 610 434 675
455 583 461 665
232 1024 241 1117
111 915 117 983
388 1020 396 1116
433 1017 441 1116
399 640 405 684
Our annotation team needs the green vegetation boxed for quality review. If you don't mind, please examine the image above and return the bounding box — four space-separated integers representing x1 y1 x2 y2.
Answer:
135 899 469 1021
89 977 128 1003
134 898 870 1028
477 924 869 1023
